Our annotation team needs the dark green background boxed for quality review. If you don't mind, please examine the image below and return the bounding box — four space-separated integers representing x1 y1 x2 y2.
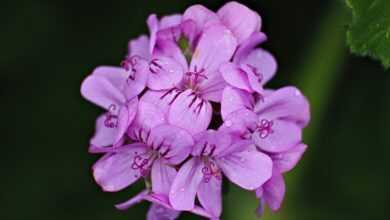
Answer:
1 0 388 219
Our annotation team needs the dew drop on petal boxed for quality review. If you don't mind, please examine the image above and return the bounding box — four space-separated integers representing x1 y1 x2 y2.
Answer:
225 120 232 127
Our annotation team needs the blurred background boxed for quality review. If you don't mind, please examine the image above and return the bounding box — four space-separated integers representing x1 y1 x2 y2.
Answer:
1 0 389 219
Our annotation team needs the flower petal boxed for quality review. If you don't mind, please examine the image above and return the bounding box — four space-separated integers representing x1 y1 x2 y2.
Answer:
114 98 138 145
128 97 166 140
221 86 254 120
159 14 182 29
122 57 149 100
92 143 147 192
262 172 286 211
217 146 272 190
147 14 159 54
149 125 193 165
190 24 237 74
152 159 178 195
169 158 204 211
271 143 307 173
168 89 212 135
220 109 257 136
182 5 219 35
89 114 120 153
115 190 148 210
253 119 302 153
254 86 310 127
217 1 261 44
192 130 232 157
139 89 180 116
147 56 184 90
240 48 277 86
197 175 222 218
197 70 227 102
234 32 267 63
220 63 252 92
147 203 181 220
81 71 126 110
128 35 150 60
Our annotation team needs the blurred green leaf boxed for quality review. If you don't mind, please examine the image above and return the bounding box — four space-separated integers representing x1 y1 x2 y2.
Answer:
346 0 390 68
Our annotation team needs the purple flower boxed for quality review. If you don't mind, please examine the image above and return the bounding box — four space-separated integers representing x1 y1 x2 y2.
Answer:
140 24 237 135
81 2 311 219
169 130 272 218
221 86 310 153
256 143 307 216
81 63 148 152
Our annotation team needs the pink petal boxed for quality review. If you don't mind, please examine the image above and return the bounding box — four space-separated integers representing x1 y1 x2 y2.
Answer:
147 14 159 54
159 14 182 29
151 159 178 195
271 143 307 173
122 57 149 100
217 146 272 190
253 119 302 153
128 97 166 140
168 89 212 135
192 130 232 157
128 35 150 60
262 172 286 211
148 125 193 165
147 203 181 220
139 90 180 116
92 143 147 192
91 66 128 91
115 190 148 210
220 109 257 136
147 56 184 90
240 48 277 87
197 69 227 102
169 158 204 211
190 24 237 74
217 1 261 44
221 86 254 120
182 5 219 35
89 114 119 152
81 71 126 110
220 62 252 92
113 98 138 145
234 32 267 63
254 86 310 128
197 175 222 218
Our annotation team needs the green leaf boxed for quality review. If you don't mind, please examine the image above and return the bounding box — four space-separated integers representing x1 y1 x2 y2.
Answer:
346 0 390 68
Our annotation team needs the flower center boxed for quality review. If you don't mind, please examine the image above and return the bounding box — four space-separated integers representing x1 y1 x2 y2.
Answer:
201 159 222 183
104 104 119 128
255 119 274 139
185 66 207 92
121 55 140 82
246 64 263 84
131 151 156 177
149 59 164 74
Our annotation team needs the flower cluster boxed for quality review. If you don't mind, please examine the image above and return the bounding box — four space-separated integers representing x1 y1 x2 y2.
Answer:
81 2 310 219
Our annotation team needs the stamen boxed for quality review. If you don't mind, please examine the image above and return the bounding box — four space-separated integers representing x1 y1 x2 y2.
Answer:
246 64 263 84
202 161 222 183
149 59 163 74
104 104 118 128
121 55 140 82
131 152 155 177
256 119 274 139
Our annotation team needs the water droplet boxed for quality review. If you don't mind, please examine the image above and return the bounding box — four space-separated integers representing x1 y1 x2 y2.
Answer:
225 120 232 127
180 188 185 192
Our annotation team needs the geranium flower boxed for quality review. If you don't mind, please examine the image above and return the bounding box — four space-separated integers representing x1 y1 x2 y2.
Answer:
81 63 148 152
256 143 307 216
169 130 272 218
